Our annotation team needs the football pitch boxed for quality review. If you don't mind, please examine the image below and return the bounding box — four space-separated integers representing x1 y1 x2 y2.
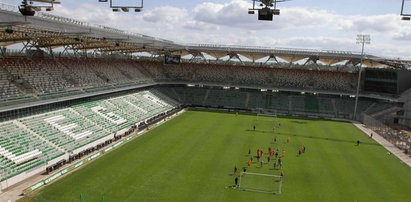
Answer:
23 110 411 202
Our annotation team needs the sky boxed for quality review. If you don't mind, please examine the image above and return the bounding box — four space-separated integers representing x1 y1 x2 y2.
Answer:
1 0 411 59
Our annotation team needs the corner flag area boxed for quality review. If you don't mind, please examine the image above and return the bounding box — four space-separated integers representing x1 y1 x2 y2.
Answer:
22 110 411 202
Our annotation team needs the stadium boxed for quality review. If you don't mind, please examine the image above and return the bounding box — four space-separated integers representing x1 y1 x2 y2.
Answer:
0 0 411 201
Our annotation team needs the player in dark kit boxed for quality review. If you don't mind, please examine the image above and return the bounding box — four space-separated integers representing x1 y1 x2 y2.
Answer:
278 157 283 169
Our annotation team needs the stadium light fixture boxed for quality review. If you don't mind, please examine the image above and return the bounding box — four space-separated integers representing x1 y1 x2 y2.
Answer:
353 34 371 120
356 34 371 45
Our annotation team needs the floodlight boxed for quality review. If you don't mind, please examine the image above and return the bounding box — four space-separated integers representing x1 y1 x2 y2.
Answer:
45 7 53 11
121 7 129 12
402 16 411 21
248 10 255 14
135 8 142 12
112 8 119 12
99 0 108 2
19 7 35 16
356 34 371 45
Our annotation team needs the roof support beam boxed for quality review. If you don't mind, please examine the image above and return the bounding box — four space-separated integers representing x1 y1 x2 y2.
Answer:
226 53 243 64
189 51 208 63
264 54 280 65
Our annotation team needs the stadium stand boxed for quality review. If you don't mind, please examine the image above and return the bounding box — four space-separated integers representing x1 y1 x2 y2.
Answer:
54 58 153 91
2 57 76 95
0 121 64 181
0 65 22 101
0 90 177 187
0 57 390 110
0 57 154 106
155 85 393 119
143 61 357 93
19 109 108 152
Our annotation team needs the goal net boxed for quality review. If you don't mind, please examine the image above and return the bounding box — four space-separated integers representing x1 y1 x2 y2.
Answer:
238 172 283 194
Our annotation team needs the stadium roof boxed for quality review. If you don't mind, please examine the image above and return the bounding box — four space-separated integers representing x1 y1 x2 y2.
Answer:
0 5 410 69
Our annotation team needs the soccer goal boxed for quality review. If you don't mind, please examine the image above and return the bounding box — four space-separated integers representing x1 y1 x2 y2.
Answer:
238 172 283 194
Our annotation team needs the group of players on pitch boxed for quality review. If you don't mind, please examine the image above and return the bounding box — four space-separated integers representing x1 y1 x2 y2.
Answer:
231 123 310 188
247 147 284 169
232 134 308 188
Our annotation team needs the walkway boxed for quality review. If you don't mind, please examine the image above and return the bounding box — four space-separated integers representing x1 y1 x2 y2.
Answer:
353 123 411 167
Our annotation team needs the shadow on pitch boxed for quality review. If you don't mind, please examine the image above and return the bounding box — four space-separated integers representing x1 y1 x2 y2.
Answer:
245 130 380 146
290 121 307 124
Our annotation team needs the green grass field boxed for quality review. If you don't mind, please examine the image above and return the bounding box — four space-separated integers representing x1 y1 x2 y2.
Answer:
23 110 411 202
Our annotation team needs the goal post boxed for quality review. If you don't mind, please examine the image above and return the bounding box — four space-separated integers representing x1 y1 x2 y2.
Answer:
238 172 283 194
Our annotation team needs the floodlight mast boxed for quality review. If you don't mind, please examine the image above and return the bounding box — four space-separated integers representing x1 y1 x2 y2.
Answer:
353 34 370 120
